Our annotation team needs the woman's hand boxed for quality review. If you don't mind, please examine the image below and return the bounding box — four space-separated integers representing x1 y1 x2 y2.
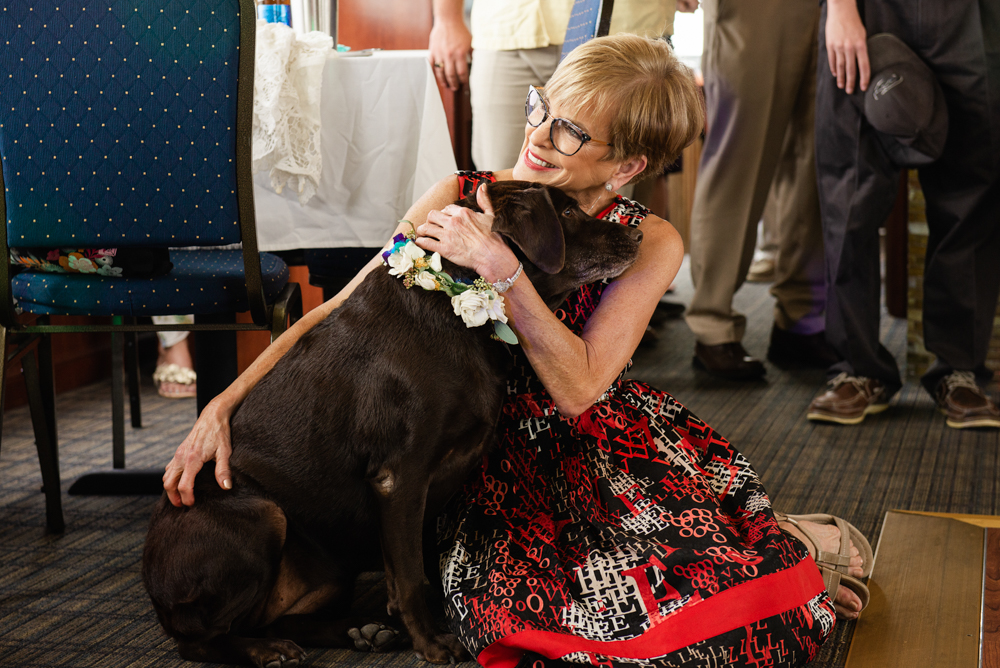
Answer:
825 0 869 94
416 188 519 282
162 399 233 507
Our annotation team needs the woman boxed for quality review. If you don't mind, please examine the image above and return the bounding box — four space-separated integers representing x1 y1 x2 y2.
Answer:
164 35 869 667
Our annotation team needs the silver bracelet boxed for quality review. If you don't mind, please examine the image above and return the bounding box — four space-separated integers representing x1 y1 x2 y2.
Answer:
491 262 523 294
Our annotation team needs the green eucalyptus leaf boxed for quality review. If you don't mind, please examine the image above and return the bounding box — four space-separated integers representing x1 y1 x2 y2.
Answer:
493 321 519 345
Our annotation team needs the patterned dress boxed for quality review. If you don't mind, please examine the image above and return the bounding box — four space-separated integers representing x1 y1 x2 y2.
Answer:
436 172 836 668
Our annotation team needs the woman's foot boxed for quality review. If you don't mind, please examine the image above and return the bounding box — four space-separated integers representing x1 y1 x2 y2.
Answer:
778 518 865 619
154 338 197 399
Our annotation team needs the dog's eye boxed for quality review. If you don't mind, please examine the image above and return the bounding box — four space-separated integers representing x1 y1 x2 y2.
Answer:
562 208 573 216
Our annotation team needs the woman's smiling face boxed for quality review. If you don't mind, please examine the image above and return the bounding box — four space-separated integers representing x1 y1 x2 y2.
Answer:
511 92 621 208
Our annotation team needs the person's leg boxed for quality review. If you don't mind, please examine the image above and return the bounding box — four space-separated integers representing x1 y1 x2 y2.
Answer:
152 315 197 399
469 46 560 172
808 2 903 423
765 11 834 345
910 0 1000 426
746 193 778 283
764 13 840 369
686 0 823 379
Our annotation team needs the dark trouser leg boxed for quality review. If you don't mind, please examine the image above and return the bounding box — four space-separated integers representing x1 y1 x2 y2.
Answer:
816 3 903 394
907 0 1000 393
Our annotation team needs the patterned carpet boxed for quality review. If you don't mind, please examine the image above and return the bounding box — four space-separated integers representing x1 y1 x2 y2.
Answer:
2 264 998 667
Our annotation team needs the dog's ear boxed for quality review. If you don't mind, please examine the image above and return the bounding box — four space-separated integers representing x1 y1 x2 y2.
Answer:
490 185 566 274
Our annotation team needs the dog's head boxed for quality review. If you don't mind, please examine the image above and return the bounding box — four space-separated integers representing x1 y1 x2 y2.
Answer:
142 476 287 643
457 180 642 308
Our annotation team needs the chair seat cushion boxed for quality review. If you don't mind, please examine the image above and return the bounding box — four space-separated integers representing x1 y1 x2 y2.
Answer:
13 250 288 316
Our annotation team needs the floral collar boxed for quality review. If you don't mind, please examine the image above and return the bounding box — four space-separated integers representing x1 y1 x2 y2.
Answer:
381 229 519 345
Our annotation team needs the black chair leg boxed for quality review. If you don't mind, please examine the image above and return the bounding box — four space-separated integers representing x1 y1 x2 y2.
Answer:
111 328 125 469
36 316 58 448
194 313 238 416
125 324 141 429
22 347 64 533
0 325 7 461
68 323 161 497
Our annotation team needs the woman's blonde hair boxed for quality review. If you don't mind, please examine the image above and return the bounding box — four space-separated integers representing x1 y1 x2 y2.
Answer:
545 34 704 181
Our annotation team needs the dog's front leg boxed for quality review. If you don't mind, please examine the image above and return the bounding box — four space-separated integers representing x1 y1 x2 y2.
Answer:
371 467 469 664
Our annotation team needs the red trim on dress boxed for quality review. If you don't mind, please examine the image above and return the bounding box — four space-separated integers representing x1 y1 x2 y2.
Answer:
476 557 826 668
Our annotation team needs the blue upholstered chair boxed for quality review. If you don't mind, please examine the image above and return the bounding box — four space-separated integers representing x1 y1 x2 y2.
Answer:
0 0 302 531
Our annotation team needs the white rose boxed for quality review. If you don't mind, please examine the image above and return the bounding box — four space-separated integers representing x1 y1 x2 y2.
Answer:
414 271 438 290
452 290 491 328
430 252 442 272
485 292 507 323
386 249 414 275
402 240 426 261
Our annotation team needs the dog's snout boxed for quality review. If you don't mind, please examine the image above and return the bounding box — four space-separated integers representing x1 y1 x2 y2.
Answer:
629 228 643 245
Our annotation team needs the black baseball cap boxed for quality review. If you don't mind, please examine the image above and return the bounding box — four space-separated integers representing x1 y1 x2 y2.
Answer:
864 33 948 166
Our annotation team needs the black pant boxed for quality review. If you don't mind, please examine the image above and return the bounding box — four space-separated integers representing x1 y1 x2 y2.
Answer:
816 0 1000 396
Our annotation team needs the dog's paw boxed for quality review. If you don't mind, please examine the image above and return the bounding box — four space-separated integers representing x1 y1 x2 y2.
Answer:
348 622 401 652
248 639 306 668
413 633 470 664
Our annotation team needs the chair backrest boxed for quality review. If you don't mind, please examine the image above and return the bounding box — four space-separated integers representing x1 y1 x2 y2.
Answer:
0 0 256 249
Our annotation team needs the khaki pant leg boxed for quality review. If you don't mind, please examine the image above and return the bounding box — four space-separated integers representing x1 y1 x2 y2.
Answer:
758 192 779 257
768 20 825 335
685 0 822 346
469 46 561 172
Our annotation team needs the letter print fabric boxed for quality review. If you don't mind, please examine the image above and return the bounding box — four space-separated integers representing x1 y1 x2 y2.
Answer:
437 172 837 668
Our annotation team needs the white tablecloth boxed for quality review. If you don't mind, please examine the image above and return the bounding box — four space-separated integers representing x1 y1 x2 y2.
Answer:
253 50 457 251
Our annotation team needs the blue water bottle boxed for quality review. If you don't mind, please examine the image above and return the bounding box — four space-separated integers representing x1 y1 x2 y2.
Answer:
257 0 291 27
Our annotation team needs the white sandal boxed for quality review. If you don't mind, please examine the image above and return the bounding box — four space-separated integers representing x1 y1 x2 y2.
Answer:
152 363 197 399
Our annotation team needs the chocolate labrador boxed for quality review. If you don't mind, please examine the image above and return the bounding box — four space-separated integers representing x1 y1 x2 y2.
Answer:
142 180 643 667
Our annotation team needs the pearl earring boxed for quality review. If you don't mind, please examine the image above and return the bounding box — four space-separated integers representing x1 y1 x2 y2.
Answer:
605 182 614 192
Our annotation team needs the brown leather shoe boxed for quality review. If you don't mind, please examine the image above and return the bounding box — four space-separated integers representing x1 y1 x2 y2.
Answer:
693 342 766 380
807 373 889 424
935 371 1000 429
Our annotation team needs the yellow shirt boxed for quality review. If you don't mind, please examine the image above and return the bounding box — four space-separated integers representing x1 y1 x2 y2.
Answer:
471 0 676 51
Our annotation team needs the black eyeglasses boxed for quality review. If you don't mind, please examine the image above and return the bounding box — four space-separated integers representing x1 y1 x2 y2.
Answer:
524 85 613 156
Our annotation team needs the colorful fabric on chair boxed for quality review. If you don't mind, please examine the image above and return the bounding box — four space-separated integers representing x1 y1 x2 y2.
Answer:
12 250 288 316
9 248 173 278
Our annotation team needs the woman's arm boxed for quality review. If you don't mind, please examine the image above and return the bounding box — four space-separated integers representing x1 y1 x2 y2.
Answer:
418 189 683 418
507 216 682 416
162 175 463 506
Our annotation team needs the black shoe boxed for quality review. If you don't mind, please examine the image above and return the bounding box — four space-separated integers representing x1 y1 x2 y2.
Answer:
766 325 840 369
639 325 659 347
693 342 766 380
648 299 685 326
